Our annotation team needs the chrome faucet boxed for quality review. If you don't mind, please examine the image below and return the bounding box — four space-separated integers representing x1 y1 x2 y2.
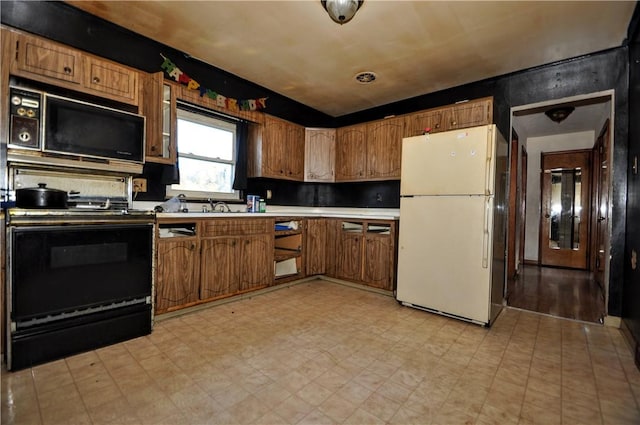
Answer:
208 199 231 212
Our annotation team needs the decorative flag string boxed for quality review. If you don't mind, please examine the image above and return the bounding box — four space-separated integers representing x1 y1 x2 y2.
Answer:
160 54 267 112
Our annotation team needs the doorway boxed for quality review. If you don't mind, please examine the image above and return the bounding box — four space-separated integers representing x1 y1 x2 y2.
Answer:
506 92 613 324
539 149 591 269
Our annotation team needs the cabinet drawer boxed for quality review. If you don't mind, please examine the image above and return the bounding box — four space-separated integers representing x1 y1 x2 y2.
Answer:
201 218 272 237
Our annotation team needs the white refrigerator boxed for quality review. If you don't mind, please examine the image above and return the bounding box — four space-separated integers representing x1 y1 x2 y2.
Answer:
396 124 508 326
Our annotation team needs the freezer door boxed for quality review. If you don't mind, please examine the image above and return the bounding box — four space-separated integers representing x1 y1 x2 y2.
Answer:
396 195 496 324
401 125 496 196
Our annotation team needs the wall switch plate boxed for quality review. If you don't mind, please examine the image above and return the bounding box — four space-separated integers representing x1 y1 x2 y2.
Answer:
133 178 147 193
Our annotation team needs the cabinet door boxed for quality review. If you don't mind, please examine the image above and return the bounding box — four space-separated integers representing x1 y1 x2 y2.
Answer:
404 108 447 137
304 128 335 182
335 222 363 281
324 219 338 278
83 56 139 104
447 98 492 130
143 74 177 164
156 239 200 313
335 124 367 181
240 234 274 291
200 237 240 299
14 34 82 85
285 123 305 180
367 117 404 179
305 219 327 275
363 233 394 290
262 116 288 178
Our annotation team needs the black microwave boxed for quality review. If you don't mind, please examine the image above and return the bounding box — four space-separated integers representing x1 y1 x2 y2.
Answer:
9 86 145 164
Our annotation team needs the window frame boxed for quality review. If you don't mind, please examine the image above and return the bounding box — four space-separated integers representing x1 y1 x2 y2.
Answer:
166 104 241 201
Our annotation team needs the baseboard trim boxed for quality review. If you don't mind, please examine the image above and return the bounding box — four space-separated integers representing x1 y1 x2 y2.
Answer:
604 315 621 328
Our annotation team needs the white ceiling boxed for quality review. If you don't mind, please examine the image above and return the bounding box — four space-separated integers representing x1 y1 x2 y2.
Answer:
66 1 636 118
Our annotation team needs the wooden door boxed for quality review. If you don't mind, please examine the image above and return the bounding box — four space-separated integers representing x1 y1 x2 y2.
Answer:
593 120 610 288
262 116 288 178
335 124 367 181
520 147 528 268
240 234 273 291
366 117 404 179
14 33 82 85
447 98 493 130
304 128 335 182
335 222 363 281
200 237 240 299
507 138 518 280
306 218 327 275
83 56 138 103
156 239 200 313
324 219 339 277
363 223 394 290
540 150 591 269
285 123 305 181
403 108 447 136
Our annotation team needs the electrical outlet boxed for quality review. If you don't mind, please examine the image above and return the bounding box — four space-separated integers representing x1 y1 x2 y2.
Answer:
133 178 147 193
266 189 272 199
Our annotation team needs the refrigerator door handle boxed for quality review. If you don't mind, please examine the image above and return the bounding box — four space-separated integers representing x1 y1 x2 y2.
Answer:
482 197 490 268
484 127 494 195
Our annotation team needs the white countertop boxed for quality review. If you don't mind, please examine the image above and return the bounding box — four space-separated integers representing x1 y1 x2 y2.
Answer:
133 201 399 220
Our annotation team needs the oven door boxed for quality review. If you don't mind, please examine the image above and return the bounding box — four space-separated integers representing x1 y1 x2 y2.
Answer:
10 223 153 323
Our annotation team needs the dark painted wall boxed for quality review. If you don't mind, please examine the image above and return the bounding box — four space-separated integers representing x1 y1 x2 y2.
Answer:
0 1 634 318
623 10 640 361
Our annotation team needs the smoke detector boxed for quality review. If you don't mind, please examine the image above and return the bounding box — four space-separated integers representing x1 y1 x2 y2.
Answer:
354 71 377 84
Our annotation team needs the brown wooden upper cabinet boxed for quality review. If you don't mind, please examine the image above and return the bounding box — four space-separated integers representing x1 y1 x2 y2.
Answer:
335 117 404 182
335 124 368 181
83 56 138 103
304 128 336 182
403 97 493 137
10 31 139 105
141 73 177 164
248 115 305 181
366 117 404 179
13 32 82 85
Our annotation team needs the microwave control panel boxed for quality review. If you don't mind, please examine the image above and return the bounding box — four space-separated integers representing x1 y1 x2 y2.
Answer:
9 87 42 150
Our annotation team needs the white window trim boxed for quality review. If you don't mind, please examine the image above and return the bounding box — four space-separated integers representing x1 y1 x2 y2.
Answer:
166 107 241 201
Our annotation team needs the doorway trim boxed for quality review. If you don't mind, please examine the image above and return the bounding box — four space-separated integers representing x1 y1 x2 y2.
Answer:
508 89 615 318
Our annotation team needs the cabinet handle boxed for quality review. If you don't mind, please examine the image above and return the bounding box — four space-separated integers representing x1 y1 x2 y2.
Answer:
435 123 440 129
190 243 196 250
92 76 100 84
63 66 72 74
451 121 457 126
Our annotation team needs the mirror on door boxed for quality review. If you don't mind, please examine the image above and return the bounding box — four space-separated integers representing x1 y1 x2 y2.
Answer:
548 167 582 250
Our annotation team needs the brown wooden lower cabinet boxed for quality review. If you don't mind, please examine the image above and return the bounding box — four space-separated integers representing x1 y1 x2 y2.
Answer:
326 219 397 291
305 218 327 275
155 216 397 315
155 218 274 314
156 237 200 313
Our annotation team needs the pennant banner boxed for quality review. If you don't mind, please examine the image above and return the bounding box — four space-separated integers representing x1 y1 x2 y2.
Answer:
160 54 267 112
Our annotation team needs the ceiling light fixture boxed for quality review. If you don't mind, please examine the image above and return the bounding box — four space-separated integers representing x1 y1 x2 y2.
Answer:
545 106 575 123
321 0 364 25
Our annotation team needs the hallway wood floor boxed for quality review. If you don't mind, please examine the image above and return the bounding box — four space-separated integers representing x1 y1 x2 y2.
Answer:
507 265 606 323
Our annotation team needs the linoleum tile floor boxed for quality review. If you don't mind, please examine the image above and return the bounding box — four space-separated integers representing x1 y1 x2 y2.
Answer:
2 280 640 425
